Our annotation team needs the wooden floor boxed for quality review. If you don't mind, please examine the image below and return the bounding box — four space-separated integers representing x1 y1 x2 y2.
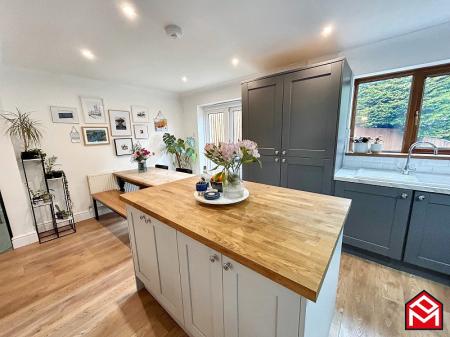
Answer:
0 214 448 337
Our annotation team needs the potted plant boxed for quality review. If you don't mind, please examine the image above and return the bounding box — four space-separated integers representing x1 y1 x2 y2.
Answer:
162 133 197 173
29 188 53 204
131 143 154 173
44 155 63 179
370 136 383 153
55 204 71 220
353 137 371 153
204 140 261 199
0 108 43 159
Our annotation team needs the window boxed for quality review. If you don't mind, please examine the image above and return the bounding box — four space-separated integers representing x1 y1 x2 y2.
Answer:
351 63 450 154
203 100 242 168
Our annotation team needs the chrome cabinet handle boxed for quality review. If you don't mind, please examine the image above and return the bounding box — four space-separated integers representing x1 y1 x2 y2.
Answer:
282 150 286 155
209 254 218 263
401 193 408 199
281 158 286 163
274 157 279 163
223 262 232 271
418 195 426 201
274 150 279 155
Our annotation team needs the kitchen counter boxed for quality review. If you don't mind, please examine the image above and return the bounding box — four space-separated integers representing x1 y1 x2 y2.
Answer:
121 176 351 302
335 168 450 195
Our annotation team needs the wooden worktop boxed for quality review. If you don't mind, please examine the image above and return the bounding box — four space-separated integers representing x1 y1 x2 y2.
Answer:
113 168 192 187
120 177 351 302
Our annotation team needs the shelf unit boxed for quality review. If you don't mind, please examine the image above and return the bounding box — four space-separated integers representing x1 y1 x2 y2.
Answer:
21 156 76 243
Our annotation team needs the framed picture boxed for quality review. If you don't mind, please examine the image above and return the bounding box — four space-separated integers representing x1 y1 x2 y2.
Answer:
50 106 79 124
81 127 110 146
131 105 150 123
114 138 133 156
154 110 168 132
134 124 149 139
80 96 106 123
109 110 132 137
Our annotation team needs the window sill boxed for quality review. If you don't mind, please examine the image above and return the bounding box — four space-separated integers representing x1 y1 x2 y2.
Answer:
345 152 450 160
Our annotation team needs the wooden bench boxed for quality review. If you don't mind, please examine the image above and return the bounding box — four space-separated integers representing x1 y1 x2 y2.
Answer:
87 172 127 220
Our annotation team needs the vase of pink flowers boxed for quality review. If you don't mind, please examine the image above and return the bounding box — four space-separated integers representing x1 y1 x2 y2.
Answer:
131 144 154 173
204 140 261 199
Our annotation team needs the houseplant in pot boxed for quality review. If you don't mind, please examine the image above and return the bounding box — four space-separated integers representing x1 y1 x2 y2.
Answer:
353 137 371 153
0 108 43 159
204 140 261 199
44 155 63 179
370 136 383 153
131 143 154 173
162 133 197 173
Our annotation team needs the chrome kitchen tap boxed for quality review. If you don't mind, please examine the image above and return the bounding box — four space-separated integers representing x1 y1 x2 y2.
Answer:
402 141 438 175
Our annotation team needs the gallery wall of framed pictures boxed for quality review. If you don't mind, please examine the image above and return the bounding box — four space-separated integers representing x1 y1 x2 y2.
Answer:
49 97 161 156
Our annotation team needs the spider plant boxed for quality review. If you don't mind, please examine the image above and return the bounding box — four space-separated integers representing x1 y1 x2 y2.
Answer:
0 108 43 153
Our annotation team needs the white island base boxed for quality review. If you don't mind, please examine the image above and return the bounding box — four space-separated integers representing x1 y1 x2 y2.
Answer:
126 205 342 337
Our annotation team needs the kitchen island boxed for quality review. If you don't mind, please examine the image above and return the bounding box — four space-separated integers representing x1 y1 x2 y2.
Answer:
121 177 351 337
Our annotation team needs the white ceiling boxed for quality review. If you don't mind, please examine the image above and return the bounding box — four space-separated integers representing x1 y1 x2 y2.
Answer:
1 0 450 93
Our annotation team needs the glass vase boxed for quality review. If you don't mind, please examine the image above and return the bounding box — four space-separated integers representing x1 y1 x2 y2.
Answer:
223 170 244 199
138 160 147 173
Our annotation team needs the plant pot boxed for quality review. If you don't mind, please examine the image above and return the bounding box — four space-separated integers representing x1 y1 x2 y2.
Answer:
32 196 42 205
210 181 223 192
52 170 63 178
370 143 383 153
353 142 369 153
42 195 52 203
21 151 40 160
45 172 54 179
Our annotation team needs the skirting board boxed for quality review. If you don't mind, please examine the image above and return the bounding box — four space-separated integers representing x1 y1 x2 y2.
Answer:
11 209 101 249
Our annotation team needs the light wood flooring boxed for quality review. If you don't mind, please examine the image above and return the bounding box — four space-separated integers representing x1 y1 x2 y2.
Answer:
0 214 448 337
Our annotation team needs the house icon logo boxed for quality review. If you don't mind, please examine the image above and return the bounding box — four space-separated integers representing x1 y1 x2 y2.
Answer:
405 290 443 330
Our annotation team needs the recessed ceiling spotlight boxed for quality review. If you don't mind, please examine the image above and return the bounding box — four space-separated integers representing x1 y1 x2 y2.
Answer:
121 2 137 20
80 48 96 60
321 24 334 37
181 76 188 83
231 57 240 67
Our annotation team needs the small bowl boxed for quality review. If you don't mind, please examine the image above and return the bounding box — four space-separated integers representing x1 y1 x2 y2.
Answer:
196 181 209 192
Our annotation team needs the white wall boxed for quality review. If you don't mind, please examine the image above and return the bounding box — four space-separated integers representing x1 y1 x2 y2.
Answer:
0 65 184 245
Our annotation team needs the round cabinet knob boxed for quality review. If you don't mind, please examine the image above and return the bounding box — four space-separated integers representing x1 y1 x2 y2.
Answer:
223 262 232 271
401 193 408 199
281 158 286 163
274 157 279 163
418 195 426 201
282 150 287 155
274 150 279 155
209 254 218 263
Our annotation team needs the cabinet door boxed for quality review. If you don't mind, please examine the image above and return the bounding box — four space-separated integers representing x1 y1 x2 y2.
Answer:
127 207 161 295
177 233 224 337
404 192 450 275
242 76 283 157
222 256 301 337
281 157 333 194
334 182 412 260
282 62 342 159
243 155 280 186
152 216 184 324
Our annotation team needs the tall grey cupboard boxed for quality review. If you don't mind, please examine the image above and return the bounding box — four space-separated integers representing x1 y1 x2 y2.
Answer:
242 58 352 195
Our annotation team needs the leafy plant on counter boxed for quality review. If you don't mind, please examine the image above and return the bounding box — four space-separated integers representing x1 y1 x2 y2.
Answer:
162 133 197 169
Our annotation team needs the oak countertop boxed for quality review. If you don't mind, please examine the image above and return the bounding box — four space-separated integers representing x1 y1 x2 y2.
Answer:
113 168 192 187
120 177 351 302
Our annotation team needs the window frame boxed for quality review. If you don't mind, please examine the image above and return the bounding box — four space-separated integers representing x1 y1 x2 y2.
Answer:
349 63 450 155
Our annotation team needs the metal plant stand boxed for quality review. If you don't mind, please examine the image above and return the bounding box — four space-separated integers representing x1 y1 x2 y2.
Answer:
21 156 76 243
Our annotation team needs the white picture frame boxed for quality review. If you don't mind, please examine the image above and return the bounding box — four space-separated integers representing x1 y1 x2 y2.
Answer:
50 106 79 124
133 124 149 139
131 105 150 123
109 110 132 137
80 96 106 123
81 127 110 146
114 138 133 156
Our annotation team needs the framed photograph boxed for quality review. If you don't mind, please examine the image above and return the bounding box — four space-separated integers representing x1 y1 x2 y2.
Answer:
109 110 132 137
81 127 110 146
50 106 79 124
80 96 106 123
114 138 133 156
134 124 149 139
131 105 150 123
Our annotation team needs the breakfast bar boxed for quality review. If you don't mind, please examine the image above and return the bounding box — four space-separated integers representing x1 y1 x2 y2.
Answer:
121 177 351 337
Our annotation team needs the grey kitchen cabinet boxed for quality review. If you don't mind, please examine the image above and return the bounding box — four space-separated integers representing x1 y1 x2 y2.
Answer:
404 192 450 275
334 181 412 260
242 58 352 194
